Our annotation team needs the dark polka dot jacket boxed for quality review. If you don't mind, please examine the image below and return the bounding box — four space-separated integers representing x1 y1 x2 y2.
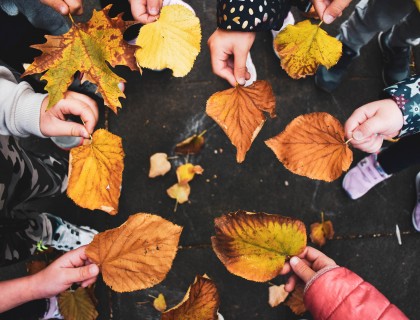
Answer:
217 0 311 32
384 75 420 137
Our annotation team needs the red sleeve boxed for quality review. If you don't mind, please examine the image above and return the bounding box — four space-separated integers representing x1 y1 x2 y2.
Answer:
304 267 408 320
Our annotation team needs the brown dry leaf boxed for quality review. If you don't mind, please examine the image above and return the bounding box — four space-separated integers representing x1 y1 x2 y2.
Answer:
176 163 203 184
167 183 190 204
175 131 205 155
23 5 138 112
26 260 47 275
212 210 307 282
274 20 342 79
162 275 220 320
265 112 353 182
153 293 167 312
268 284 289 307
67 129 124 215
310 212 334 247
285 283 307 315
85 213 182 292
149 153 171 178
206 80 276 163
58 287 98 320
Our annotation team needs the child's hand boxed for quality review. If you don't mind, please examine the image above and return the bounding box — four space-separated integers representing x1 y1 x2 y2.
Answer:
344 99 404 153
40 91 98 139
129 0 163 24
40 0 84 15
31 246 99 299
311 0 352 24
208 29 256 87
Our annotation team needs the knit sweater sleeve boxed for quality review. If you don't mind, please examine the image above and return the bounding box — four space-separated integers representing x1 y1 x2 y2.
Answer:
383 75 420 138
0 66 47 138
216 0 291 32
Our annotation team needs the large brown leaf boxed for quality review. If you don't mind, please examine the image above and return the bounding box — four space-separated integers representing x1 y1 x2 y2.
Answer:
206 81 276 163
86 213 182 292
23 5 138 112
67 129 124 215
265 112 353 182
58 287 98 320
212 211 306 282
161 275 220 320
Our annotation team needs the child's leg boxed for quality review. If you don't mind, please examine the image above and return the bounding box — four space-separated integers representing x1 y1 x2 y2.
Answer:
386 9 420 48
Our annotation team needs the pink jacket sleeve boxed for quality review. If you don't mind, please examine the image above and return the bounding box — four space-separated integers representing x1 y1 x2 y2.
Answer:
304 266 408 320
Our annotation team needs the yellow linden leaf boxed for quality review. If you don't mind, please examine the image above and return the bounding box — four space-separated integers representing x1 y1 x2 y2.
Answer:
153 293 167 312
86 213 182 293
268 284 289 307
265 112 353 182
212 210 307 282
176 163 204 184
23 5 138 112
67 129 124 215
135 5 201 77
167 182 190 204
274 20 342 79
58 287 98 320
162 275 220 320
149 153 171 178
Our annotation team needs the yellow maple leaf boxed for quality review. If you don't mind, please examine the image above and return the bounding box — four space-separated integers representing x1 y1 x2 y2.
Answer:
58 287 98 320
67 129 124 215
23 5 138 112
162 275 220 320
274 20 342 79
86 213 182 293
212 211 307 282
135 5 201 77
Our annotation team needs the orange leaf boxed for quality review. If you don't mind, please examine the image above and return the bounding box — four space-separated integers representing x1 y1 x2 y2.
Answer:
285 283 307 315
58 287 98 320
310 213 334 247
162 275 220 320
167 183 190 204
67 129 124 215
265 112 353 182
85 213 182 292
176 163 203 184
22 5 138 112
206 81 276 163
268 284 289 307
212 211 306 282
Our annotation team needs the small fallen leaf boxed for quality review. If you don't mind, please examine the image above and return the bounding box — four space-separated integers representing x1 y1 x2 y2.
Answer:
206 80 276 163
265 112 353 182
86 213 182 292
285 283 307 315
26 260 47 275
167 183 190 204
135 5 201 77
149 153 171 178
274 20 342 79
162 275 220 320
67 129 124 215
310 212 334 247
175 132 205 155
153 293 167 312
58 287 98 320
23 5 138 112
268 284 289 307
176 163 203 184
212 210 307 282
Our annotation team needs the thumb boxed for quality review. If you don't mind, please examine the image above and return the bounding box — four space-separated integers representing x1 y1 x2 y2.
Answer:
323 0 351 24
68 264 100 284
290 257 315 283
233 48 248 86
54 121 90 139
352 117 385 141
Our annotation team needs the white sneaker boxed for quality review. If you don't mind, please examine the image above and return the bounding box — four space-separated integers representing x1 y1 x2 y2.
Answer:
42 296 63 320
272 12 295 59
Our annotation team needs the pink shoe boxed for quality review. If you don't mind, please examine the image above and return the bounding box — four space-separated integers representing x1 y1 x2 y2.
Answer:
412 172 420 232
342 154 391 200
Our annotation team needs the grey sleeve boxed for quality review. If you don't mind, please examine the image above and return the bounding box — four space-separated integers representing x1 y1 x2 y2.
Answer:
0 66 47 138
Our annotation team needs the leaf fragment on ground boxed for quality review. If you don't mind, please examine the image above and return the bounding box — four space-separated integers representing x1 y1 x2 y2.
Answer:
67 129 124 215
58 287 98 320
310 212 334 247
23 5 138 112
149 153 171 178
167 183 191 204
274 20 342 79
135 5 201 77
175 132 205 155
211 210 307 282
176 163 203 184
161 275 220 320
206 80 276 163
153 293 167 312
268 284 289 307
285 283 307 315
265 112 353 182
85 213 182 292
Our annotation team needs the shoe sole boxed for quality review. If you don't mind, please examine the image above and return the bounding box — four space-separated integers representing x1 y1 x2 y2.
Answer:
412 173 420 232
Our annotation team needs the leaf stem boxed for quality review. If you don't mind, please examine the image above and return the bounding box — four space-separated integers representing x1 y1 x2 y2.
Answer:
167 156 178 160
318 20 323 27
321 211 324 224
81 119 93 140
148 294 157 299
198 129 207 137
174 200 178 213
345 137 353 145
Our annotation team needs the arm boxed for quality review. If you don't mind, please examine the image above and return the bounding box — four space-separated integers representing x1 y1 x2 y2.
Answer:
0 246 99 313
